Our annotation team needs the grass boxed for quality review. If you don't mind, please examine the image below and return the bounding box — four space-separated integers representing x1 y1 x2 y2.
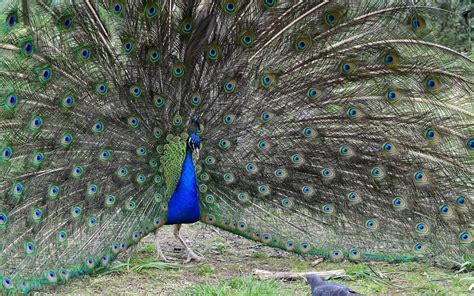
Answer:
53 254 474 296
207 236 231 255
252 251 269 259
137 244 157 255
212 243 229 255
178 277 306 296
454 254 474 273
47 224 474 295
329 261 472 295
95 257 180 276
290 259 312 272
196 265 216 276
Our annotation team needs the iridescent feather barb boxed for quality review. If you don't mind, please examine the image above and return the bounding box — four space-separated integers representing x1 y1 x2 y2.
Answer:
0 0 472 293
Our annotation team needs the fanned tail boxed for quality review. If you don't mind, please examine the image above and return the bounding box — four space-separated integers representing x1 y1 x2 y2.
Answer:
0 0 472 293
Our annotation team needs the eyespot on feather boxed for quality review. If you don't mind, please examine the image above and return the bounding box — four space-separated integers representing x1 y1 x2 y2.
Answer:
339 61 356 75
240 31 255 47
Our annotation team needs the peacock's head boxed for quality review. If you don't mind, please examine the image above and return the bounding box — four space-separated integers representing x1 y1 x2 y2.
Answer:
187 133 201 152
187 133 201 159
188 118 202 156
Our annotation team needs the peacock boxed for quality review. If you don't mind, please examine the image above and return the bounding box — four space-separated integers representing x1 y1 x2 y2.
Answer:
0 0 472 293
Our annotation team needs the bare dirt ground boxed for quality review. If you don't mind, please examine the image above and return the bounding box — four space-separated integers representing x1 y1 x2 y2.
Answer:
41 223 473 295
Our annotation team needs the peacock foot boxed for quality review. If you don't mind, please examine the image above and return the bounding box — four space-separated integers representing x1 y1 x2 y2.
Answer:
183 248 204 264
172 224 204 263
154 232 172 262
156 249 171 263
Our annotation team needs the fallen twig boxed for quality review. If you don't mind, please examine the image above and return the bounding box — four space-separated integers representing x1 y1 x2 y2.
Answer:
310 258 324 267
252 269 346 281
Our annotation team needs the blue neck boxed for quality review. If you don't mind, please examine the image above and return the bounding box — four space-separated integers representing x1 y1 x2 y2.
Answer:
166 149 200 225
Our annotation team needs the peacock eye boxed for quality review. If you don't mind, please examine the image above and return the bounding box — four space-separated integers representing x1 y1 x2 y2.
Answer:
154 95 166 107
172 65 185 77
345 106 363 121
114 4 122 14
412 19 420 28
6 14 16 26
124 41 134 53
148 7 156 16
189 93 202 106
240 32 255 47
227 4 234 10
63 18 72 29
128 117 139 128
263 0 278 8
388 91 395 98
25 42 33 53
466 139 474 150
224 80 236 93
81 48 90 59
151 51 159 60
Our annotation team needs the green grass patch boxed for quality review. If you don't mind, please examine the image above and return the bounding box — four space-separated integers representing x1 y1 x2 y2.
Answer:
454 254 474 273
137 244 157 254
252 251 269 259
196 265 215 276
345 264 370 275
95 257 180 276
211 243 229 255
290 260 311 272
205 237 231 255
178 277 307 296
333 261 472 295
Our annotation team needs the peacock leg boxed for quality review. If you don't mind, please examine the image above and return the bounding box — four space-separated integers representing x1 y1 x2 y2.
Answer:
173 224 203 263
155 232 170 262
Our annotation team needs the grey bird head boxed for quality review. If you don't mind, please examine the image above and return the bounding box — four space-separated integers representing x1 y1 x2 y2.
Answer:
306 274 325 290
